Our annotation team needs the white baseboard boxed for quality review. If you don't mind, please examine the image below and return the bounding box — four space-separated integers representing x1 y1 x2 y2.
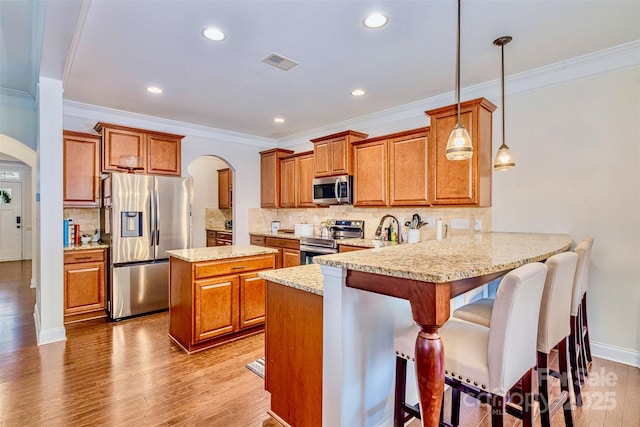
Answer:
592 341 640 368
33 304 66 345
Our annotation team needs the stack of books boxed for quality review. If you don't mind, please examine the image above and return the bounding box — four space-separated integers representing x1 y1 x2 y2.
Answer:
63 218 81 246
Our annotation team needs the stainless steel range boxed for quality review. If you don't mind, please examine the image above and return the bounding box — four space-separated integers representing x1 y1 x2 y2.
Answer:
299 219 364 265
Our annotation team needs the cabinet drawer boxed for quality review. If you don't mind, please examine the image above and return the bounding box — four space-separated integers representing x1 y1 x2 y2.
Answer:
265 237 300 250
206 230 216 239
194 254 275 279
64 249 105 264
250 235 266 246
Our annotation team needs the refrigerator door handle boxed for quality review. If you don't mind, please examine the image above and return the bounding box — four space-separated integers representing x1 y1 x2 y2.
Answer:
149 190 155 246
154 186 160 246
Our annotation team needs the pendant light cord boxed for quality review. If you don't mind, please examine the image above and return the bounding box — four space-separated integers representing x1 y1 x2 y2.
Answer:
456 0 461 124
501 43 506 148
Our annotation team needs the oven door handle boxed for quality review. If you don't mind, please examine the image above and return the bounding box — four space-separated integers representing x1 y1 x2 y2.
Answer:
300 246 338 255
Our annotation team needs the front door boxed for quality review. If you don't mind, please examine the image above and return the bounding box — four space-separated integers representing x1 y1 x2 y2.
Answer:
0 181 22 261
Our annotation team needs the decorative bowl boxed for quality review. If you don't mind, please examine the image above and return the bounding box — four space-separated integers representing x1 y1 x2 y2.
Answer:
81 235 92 245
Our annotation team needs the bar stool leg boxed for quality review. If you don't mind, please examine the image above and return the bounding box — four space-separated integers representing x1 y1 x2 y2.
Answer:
569 315 583 407
581 295 593 363
558 337 575 427
394 356 408 427
537 352 551 427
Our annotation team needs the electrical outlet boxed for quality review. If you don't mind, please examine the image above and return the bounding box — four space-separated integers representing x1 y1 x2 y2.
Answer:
451 218 470 229
425 217 435 228
474 219 482 231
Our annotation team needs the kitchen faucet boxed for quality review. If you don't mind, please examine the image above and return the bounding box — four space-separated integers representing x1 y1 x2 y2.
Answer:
375 215 403 243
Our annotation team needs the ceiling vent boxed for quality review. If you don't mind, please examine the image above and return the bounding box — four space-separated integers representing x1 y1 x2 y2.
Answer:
262 53 298 71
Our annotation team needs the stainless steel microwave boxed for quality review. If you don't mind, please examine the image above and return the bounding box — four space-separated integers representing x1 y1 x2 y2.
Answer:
312 175 353 205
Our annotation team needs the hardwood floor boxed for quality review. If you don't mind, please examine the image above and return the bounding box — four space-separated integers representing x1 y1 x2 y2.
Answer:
1 260 638 426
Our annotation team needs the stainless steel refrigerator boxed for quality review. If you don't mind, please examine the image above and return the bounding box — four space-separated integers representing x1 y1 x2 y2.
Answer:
101 172 191 320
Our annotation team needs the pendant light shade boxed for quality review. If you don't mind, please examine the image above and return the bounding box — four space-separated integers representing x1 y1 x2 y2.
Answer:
446 0 473 161
493 36 515 171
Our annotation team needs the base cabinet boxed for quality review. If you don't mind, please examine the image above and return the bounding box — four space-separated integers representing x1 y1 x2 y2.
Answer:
169 253 275 353
251 235 301 269
63 249 106 323
266 281 323 427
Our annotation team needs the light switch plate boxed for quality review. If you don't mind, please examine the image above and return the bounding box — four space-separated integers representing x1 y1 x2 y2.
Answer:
451 218 470 229
474 219 482 231
425 218 435 228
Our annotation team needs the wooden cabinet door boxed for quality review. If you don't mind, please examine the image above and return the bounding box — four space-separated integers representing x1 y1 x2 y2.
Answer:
239 272 266 328
206 230 216 247
279 157 296 208
194 275 239 342
329 137 349 175
217 168 231 209
313 140 331 177
64 260 105 315
427 98 495 206
389 132 430 206
354 139 388 206
147 133 181 176
282 248 300 268
297 153 315 207
63 131 101 207
102 126 146 173
260 149 293 208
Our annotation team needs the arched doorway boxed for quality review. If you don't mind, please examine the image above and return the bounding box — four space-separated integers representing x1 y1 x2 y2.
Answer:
0 134 37 286
187 155 234 248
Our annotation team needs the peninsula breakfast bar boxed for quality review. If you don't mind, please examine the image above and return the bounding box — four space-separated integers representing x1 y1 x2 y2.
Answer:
313 232 572 427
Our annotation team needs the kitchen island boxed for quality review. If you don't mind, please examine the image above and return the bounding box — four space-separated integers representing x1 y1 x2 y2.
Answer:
167 245 277 354
263 232 573 427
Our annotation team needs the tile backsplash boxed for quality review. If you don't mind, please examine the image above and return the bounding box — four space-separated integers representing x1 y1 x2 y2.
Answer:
205 208 232 230
248 206 492 241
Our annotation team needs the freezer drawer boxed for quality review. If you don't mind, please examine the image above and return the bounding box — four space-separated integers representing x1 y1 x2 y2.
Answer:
110 261 169 320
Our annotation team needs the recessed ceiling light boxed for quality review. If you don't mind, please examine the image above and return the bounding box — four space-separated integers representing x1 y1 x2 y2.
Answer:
363 13 388 29
202 27 226 41
274 117 285 123
146 86 163 94
351 89 366 96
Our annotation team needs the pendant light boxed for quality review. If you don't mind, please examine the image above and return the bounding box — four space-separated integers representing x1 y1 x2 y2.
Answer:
445 0 473 161
493 36 516 171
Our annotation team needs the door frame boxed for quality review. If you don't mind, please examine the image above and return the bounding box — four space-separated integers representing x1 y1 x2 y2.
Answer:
0 134 37 286
0 178 24 260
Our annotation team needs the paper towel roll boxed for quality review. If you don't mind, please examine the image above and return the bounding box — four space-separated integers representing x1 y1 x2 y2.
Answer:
436 218 443 240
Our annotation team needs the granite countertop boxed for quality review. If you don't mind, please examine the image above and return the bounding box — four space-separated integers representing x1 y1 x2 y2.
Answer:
337 238 398 249
249 231 302 240
206 227 232 233
167 245 278 263
64 242 109 251
314 232 573 283
259 264 324 296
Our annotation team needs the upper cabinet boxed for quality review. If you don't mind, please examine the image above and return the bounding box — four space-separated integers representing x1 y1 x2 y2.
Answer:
218 168 232 209
63 131 101 208
94 122 183 176
353 128 430 207
425 98 496 207
260 148 294 208
279 151 316 208
311 130 368 177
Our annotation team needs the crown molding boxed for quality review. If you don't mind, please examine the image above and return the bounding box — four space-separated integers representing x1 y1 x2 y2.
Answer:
63 100 277 148
0 89 36 109
277 40 640 147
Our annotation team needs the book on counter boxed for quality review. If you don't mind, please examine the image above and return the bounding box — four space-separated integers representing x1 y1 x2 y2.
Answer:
64 218 81 246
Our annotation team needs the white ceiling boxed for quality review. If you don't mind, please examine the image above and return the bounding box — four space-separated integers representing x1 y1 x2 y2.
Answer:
1 0 639 140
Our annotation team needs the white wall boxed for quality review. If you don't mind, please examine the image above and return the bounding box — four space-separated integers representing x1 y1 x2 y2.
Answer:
187 155 231 248
492 68 640 364
0 97 38 150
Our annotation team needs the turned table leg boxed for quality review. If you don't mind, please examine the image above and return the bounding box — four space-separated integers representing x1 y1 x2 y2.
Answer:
415 325 445 427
